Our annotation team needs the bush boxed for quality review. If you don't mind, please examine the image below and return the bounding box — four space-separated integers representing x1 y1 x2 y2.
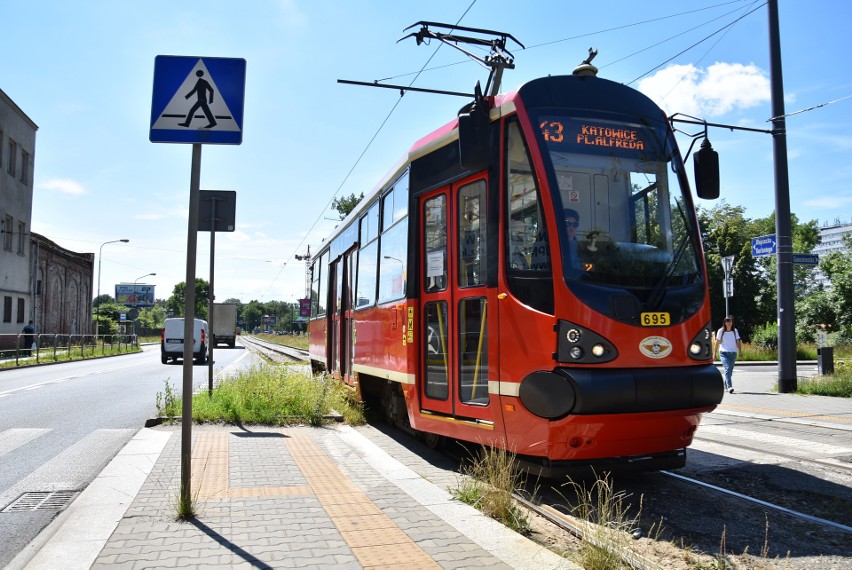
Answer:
751 321 778 349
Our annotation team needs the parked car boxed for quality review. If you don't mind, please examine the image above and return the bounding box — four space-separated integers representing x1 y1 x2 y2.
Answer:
161 318 208 364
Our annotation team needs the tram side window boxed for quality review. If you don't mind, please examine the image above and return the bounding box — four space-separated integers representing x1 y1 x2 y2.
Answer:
382 172 409 231
310 261 320 318
424 301 449 400
458 180 487 287
506 120 549 272
378 177 410 303
355 202 381 309
424 194 448 292
316 252 328 316
458 297 489 405
378 219 408 303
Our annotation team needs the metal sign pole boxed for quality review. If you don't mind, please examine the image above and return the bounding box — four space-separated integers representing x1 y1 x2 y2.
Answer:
208 198 217 396
181 143 202 509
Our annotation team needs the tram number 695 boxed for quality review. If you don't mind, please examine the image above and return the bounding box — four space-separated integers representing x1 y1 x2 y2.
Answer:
640 312 670 327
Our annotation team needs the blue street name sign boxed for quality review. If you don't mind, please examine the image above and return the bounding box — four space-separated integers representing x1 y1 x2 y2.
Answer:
150 56 246 145
751 234 777 257
792 253 819 266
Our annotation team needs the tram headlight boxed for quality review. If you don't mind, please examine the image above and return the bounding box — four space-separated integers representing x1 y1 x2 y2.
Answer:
688 323 714 360
556 320 617 364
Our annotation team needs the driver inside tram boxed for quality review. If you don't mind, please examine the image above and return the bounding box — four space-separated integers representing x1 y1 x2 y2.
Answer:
564 208 583 276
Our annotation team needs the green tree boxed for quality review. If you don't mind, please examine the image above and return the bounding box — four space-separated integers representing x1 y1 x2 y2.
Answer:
137 304 168 330
331 192 364 220
93 293 113 308
93 300 126 335
698 202 764 339
167 279 211 319
820 243 852 330
241 300 264 332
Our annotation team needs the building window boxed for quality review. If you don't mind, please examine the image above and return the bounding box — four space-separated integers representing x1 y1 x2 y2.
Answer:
20 150 29 184
7 139 16 176
0 130 3 168
17 221 25 255
17 298 25 323
3 215 13 251
3 296 11 323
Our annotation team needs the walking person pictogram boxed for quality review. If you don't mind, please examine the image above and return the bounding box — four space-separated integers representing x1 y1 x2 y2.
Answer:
178 70 217 128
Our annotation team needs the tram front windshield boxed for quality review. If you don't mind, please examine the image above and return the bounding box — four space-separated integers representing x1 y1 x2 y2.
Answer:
534 112 703 317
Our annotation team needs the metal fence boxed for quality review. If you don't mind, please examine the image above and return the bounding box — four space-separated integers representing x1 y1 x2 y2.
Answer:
0 333 139 367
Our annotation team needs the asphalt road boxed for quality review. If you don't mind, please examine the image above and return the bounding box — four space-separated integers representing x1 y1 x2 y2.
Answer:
0 343 259 568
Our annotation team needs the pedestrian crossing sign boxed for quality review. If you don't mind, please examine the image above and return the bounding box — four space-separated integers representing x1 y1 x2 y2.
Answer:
150 55 246 145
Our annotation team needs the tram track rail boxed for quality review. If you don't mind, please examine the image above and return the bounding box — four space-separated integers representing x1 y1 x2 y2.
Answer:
238 335 310 364
658 470 852 534
512 466 851 570
693 433 852 474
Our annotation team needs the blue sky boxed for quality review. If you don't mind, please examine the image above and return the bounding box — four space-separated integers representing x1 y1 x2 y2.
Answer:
4 1 851 304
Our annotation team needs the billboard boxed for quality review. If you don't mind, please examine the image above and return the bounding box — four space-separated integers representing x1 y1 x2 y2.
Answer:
116 284 156 308
299 298 311 317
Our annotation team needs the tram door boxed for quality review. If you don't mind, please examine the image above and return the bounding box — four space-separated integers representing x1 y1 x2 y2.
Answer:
327 253 354 382
419 178 492 421
328 250 355 383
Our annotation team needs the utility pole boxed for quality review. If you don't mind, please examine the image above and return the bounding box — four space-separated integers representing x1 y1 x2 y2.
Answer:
768 0 796 393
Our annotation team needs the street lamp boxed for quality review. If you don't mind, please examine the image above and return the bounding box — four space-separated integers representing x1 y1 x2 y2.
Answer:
134 272 156 285
134 272 156 308
96 239 129 334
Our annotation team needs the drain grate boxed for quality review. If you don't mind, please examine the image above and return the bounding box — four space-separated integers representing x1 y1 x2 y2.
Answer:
2 491 77 513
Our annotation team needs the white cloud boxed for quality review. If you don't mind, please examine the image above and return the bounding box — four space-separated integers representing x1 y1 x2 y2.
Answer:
638 62 770 118
40 178 86 196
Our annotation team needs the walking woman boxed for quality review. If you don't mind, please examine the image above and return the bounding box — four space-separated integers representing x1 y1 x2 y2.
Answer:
715 316 742 393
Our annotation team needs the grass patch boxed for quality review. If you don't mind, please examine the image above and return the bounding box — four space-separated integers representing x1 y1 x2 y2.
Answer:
738 342 852 362
254 333 309 350
0 343 140 368
156 364 365 426
797 361 852 397
451 445 531 535
563 473 659 570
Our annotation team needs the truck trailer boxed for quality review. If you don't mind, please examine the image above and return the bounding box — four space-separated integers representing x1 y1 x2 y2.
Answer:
211 303 238 348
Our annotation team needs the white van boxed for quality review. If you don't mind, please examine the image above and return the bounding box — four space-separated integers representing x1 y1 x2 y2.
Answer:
161 318 209 364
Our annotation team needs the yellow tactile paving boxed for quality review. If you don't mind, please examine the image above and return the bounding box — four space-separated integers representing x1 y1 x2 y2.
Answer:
190 431 312 500
186 431 439 567
719 403 852 424
285 435 439 569
192 432 229 500
352 542 441 568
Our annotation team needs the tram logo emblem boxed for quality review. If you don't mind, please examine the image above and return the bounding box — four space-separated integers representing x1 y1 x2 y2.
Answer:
639 336 672 359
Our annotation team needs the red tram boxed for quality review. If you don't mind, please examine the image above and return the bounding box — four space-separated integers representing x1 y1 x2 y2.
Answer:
309 56 723 475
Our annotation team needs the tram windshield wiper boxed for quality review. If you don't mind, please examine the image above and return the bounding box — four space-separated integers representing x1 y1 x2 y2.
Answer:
646 200 692 310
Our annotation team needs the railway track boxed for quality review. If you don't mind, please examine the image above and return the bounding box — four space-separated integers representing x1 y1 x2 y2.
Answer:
238 335 310 364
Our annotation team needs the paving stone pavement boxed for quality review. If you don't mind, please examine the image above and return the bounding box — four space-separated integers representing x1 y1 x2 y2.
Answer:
18 423 575 570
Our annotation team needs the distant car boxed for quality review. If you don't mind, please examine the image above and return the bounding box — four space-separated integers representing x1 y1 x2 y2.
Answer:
161 317 208 364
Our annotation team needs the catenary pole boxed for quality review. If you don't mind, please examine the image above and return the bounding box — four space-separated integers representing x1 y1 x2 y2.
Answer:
767 0 796 392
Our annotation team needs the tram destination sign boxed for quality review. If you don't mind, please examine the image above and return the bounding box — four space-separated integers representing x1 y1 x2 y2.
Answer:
751 235 777 257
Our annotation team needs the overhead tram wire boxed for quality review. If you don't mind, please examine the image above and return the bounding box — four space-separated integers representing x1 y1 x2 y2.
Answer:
768 93 852 122
654 1 763 105
257 0 478 300
598 0 760 73
626 1 767 86
371 0 754 83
